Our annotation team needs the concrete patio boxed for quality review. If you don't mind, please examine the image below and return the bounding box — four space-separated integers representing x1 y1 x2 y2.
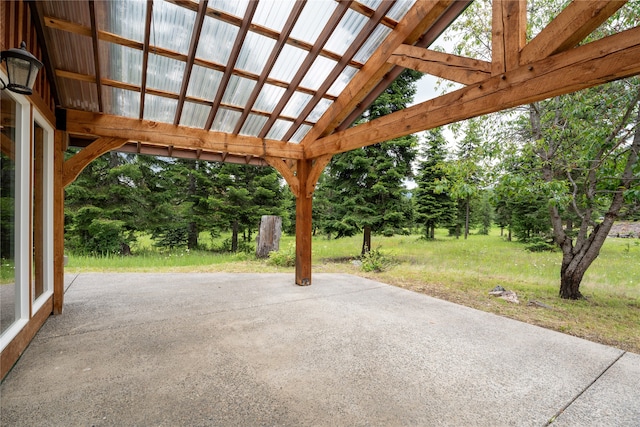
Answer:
1 272 638 426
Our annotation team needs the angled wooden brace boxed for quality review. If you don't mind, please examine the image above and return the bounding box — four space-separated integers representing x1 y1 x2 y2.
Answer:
62 137 128 187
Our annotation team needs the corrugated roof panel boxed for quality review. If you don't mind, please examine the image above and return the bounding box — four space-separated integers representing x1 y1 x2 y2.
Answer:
42 0 90 27
387 0 418 21
300 56 337 91
240 114 269 137
152 0 196 56
306 98 333 122
222 75 257 108
253 0 296 32
290 1 338 44
254 84 286 114
143 93 178 123
49 29 95 75
187 65 223 100
269 44 307 83
236 32 276 75
100 42 142 86
289 124 311 143
209 0 249 18
282 92 313 118
179 102 211 129
96 0 147 43
103 87 140 118
359 0 384 11
58 78 99 112
354 24 392 63
266 119 293 140
212 108 241 133
327 66 358 97
196 15 239 65
324 8 369 56
146 54 185 94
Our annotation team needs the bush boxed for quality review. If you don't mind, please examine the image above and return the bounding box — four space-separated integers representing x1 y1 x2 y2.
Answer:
268 243 296 267
361 248 395 272
525 237 557 252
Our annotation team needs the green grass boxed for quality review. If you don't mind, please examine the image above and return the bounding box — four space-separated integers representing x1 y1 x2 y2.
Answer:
64 228 640 353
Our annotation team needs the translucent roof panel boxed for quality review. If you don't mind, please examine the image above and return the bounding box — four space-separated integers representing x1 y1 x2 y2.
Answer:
59 78 99 112
212 108 241 133
328 66 358 97
143 94 177 124
387 0 418 22
187 65 223 101
180 102 211 129
236 32 276 75
103 87 140 119
307 98 334 123
253 0 297 32
151 0 196 55
222 76 257 108
282 92 313 118
301 56 337 91
290 124 312 144
96 0 147 43
240 114 269 137
354 24 392 63
209 0 249 18
100 42 142 86
197 16 239 65
290 1 338 44
324 9 369 56
269 44 307 83
49 29 95 76
254 84 287 114
266 119 293 140
146 54 185 94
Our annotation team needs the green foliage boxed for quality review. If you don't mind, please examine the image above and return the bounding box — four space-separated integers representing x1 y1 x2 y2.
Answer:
360 247 395 273
525 237 557 253
267 243 296 267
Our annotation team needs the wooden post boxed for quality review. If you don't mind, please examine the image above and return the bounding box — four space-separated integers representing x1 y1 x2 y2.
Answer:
52 130 66 314
295 159 312 286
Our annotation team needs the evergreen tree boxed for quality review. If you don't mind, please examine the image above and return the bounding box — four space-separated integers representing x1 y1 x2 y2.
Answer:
413 129 455 239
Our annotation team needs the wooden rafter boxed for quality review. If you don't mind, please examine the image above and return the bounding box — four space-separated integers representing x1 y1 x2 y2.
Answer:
204 1 259 130
63 137 128 187
139 0 153 119
233 0 307 134
305 26 640 158
87 0 103 112
258 1 353 139
388 45 491 85
301 0 456 145
65 110 304 160
282 1 396 142
491 0 526 75
520 0 627 65
174 0 208 126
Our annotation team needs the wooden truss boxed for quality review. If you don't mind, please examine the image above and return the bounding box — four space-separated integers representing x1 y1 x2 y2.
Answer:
53 0 639 294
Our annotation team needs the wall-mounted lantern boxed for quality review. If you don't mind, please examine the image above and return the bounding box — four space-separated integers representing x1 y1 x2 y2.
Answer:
1 41 44 96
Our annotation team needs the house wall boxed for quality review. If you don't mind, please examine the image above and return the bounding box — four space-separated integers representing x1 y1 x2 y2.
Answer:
1 0 57 380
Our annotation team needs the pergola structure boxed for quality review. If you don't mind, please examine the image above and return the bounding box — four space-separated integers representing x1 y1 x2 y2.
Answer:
1 0 639 378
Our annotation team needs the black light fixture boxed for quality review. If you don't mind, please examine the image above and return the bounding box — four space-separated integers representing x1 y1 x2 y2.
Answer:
1 41 44 96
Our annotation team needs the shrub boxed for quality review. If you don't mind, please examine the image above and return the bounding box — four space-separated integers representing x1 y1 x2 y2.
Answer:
268 243 296 267
525 237 557 252
361 248 395 272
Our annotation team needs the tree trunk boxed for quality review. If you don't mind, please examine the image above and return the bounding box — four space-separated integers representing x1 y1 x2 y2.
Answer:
559 255 587 299
361 225 371 256
256 215 282 258
231 220 239 252
187 222 198 249
464 195 470 239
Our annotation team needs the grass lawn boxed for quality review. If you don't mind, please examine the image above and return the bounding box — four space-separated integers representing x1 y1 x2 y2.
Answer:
65 228 640 353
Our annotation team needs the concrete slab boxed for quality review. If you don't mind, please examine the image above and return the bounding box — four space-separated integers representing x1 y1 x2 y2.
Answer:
1 273 638 426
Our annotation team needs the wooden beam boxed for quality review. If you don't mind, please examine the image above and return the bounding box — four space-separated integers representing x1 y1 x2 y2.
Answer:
140 0 153 119
301 0 455 145
264 156 300 198
305 26 640 158
388 45 491 85
63 137 128 187
295 158 313 286
492 0 527 75
520 0 627 65
65 110 305 159
306 154 332 198
88 0 103 112
53 130 66 315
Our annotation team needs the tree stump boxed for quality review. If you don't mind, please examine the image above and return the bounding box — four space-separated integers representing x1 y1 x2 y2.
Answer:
256 215 282 258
